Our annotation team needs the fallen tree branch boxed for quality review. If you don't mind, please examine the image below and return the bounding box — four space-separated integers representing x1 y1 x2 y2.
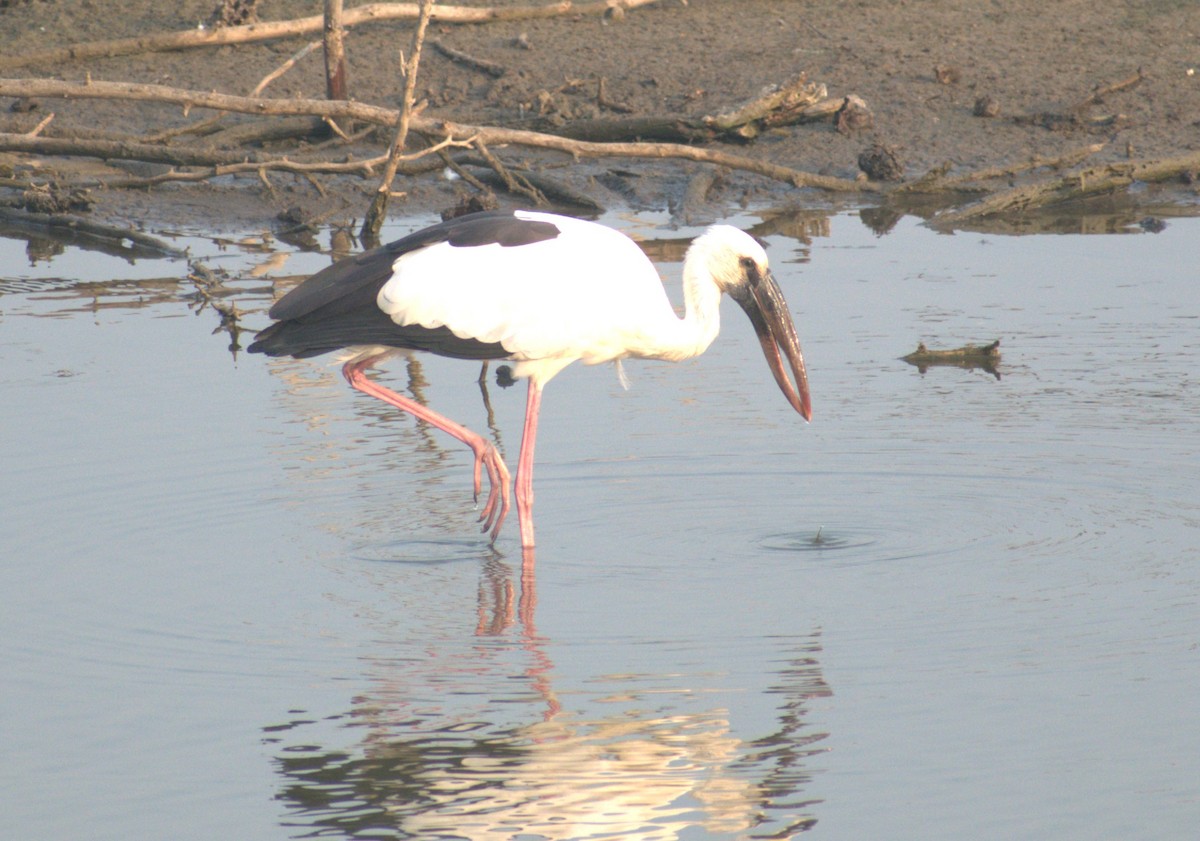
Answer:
932 150 1200 224
0 77 868 193
897 143 1106 194
0 76 399 123
0 204 186 255
902 339 1000 364
202 115 327 148
704 76 832 139
0 131 273 166
427 116 866 191
1008 69 1146 135
0 0 667 70
540 76 842 144
0 128 451 189
901 339 1001 378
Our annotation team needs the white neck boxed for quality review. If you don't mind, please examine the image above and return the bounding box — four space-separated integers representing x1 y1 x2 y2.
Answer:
622 248 723 363
676 256 724 359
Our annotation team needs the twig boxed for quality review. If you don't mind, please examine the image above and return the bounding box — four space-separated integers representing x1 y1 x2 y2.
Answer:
321 116 352 141
438 148 491 192
361 0 436 242
141 39 320 143
415 132 476 159
24 113 54 138
472 139 546 204
596 77 633 113
1075 67 1146 111
256 40 321 96
431 39 507 77
477 165 601 209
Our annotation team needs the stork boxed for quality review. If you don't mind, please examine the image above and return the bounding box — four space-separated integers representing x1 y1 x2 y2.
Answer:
249 209 811 549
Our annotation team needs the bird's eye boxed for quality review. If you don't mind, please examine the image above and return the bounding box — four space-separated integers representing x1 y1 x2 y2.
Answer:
739 256 760 284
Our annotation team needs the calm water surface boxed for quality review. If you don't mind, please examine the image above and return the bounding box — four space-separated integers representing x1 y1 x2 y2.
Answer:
2 208 1197 840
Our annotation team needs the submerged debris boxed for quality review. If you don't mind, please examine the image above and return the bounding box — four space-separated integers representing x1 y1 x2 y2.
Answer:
901 339 1002 379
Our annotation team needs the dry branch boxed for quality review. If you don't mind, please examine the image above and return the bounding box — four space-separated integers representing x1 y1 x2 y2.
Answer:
0 77 868 194
705 76 831 139
0 1 666 70
902 340 1000 364
0 132 272 166
361 0 436 241
545 77 841 144
431 39 507 78
426 116 866 191
142 40 321 142
901 340 1001 378
254 40 322 96
933 151 1200 224
1075 67 1146 111
0 205 186 255
897 143 1106 194
472 139 546 204
0 77 399 124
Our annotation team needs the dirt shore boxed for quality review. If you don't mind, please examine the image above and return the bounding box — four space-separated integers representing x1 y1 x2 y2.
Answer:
1 0 1198 231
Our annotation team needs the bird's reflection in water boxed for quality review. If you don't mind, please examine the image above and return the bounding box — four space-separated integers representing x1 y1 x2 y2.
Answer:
266 550 830 839
261 342 829 837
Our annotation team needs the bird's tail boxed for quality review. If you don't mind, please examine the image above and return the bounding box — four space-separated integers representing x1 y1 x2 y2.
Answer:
246 321 333 359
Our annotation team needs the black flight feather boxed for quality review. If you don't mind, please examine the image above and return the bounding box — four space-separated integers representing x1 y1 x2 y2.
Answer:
248 210 561 360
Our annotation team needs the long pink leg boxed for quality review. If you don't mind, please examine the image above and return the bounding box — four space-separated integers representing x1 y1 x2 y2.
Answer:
515 379 543 549
343 360 511 542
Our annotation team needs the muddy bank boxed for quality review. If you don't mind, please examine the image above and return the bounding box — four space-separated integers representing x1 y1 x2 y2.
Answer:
1 0 1198 233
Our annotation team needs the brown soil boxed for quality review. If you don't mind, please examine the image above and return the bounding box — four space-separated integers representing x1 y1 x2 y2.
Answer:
1 0 1198 231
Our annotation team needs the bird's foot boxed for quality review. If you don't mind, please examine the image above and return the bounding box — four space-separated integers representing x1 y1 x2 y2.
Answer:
472 442 511 543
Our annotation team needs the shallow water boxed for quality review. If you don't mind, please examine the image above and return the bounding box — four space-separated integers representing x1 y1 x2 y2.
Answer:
2 207 1198 840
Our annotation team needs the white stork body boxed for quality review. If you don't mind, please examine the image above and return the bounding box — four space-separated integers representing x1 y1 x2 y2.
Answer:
250 209 811 549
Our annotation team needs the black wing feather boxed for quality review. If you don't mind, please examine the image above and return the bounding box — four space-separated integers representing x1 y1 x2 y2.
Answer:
248 210 561 360
266 210 559 322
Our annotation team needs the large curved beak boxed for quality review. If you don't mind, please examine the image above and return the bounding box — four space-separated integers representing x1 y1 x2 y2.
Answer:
730 269 812 421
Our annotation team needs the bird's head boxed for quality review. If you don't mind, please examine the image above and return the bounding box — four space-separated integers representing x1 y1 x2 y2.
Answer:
690 225 813 422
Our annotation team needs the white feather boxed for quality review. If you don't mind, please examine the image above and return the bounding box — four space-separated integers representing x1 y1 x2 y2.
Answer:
376 212 680 364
